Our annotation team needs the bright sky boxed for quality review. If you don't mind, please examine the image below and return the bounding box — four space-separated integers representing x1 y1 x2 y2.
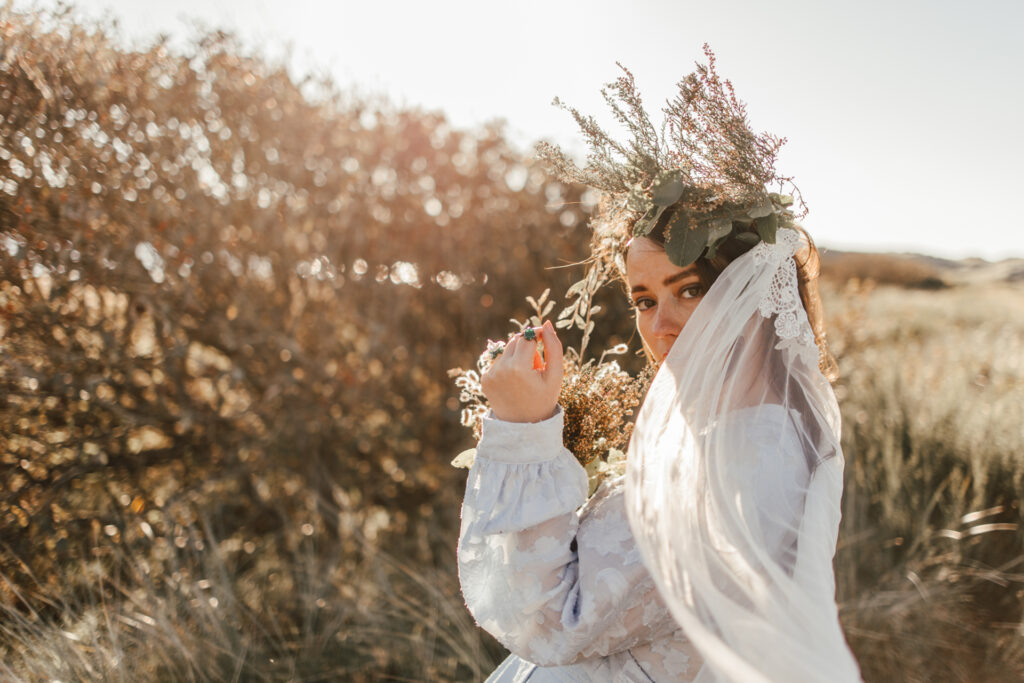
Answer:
24 0 1024 259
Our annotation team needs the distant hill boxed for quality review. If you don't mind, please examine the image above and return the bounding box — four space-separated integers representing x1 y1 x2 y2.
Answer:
818 248 1024 288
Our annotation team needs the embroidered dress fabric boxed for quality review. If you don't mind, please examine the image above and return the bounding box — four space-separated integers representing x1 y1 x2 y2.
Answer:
458 405 702 681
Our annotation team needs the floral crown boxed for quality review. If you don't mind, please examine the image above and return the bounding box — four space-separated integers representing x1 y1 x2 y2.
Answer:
534 44 807 284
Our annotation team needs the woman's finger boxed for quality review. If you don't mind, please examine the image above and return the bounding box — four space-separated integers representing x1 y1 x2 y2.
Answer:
511 330 538 368
487 336 516 371
540 320 563 381
502 334 521 359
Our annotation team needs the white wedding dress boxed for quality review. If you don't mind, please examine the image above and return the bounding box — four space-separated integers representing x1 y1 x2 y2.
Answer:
457 403 810 681
458 229 863 682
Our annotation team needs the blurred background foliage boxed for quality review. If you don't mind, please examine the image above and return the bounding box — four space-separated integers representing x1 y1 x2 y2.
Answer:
1 6 1023 682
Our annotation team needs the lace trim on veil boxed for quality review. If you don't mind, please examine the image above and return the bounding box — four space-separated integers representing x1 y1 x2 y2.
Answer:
751 229 818 366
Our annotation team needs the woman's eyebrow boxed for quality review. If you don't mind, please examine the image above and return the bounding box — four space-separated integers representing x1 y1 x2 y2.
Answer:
630 269 700 294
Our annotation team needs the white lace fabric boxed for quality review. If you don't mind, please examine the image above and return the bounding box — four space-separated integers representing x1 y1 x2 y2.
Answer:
751 229 818 365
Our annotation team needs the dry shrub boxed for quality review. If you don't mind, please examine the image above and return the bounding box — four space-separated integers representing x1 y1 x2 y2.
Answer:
0 5 595 678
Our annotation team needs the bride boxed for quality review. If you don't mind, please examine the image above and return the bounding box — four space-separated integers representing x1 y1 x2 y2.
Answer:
456 48 862 682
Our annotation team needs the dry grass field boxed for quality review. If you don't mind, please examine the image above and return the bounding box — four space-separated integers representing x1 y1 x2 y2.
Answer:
825 280 1024 682
3 279 1023 682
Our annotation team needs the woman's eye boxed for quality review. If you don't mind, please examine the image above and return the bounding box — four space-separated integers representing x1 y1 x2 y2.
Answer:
680 285 704 299
632 298 654 311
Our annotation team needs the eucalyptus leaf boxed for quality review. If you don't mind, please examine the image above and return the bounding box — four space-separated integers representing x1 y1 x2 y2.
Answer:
735 231 760 246
747 199 774 219
651 170 685 207
632 205 666 237
665 213 710 268
708 217 732 242
755 213 779 244
768 192 794 207
632 215 654 237
706 232 731 260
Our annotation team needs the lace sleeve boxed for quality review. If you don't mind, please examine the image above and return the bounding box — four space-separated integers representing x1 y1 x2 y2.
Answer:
457 406 682 667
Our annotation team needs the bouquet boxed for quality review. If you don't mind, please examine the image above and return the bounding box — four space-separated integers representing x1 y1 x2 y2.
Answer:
448 284 655 497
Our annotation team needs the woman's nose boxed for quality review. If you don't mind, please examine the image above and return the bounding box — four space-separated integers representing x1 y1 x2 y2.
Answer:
652 301 682 337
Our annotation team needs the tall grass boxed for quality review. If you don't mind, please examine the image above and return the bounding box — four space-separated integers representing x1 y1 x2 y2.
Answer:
830 282 1024 682
1 491 499 682
3 283 1023 682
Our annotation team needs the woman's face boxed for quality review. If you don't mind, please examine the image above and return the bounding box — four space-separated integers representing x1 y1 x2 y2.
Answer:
625 237 706 363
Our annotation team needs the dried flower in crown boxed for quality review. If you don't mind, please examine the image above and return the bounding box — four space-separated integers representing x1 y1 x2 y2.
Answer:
534 44 807 296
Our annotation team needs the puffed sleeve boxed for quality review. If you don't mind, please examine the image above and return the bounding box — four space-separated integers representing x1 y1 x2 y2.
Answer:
457 405 682 667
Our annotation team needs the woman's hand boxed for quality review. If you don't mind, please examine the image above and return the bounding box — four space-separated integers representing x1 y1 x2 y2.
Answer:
481 319 564 423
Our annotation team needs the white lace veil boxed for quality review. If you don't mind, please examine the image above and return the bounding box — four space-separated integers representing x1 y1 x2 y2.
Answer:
624 228 862 682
